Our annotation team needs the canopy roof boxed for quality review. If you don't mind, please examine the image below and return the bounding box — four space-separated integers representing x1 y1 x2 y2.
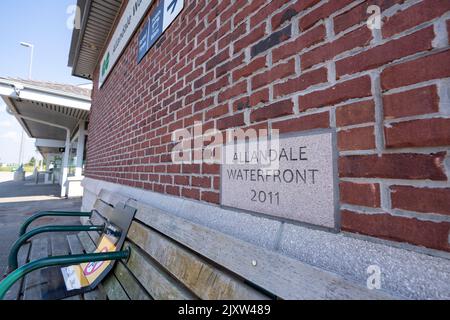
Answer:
0 77 91 144
68 0 122 79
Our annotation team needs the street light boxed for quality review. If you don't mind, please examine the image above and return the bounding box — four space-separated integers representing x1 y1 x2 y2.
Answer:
17 42 35 168
20 42 34 80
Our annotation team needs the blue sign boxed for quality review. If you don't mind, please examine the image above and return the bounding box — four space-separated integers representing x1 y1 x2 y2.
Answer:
137 20 150 63
137 0 184 63
148 3 164 49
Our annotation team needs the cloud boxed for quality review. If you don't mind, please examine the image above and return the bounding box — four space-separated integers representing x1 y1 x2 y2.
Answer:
0 120 13 128
0 131 19 140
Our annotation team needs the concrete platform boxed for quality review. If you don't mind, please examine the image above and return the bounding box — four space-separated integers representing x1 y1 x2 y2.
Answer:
0 172 82 275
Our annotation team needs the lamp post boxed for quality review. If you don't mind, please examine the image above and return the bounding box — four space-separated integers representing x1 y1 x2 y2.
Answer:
17 42 34 169
20 42 34 80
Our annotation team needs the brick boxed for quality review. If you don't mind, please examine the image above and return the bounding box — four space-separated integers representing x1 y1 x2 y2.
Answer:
182 188 201 200
300 0 354 31
340 182 381 208
334 0 405 34
233 56 267 82
338 126 376 151
342 210 450 252
383 85 439 119
216 53 244 77
381 49 450 90
339 152 447 181
272 112 330 134
201 191 220 204
218 81 247 102
194 97 214 112
202 164 220 174
336 27 434 77
251 59 295 90
251 25 291 58
174 175 190 186
391 186 450 216
271 0 321 30
233 1 264 27
165 185 180 196
301 26 372 70
205 104 229 120
250 99 294 123
274 67 328 98
299 76 372 111
206 76 229 96
250 0 291 29
383 0 450 38
234 25 266 54
217 113 245 130
385 118 450 148
336 100 375 127
272 24 326 63
182 164 201 174
192 176 211 188
219 23 246 49
233 89 270 111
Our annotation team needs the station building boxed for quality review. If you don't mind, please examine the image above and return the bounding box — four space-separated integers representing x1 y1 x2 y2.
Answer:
0 77 91 197
67 0 450 299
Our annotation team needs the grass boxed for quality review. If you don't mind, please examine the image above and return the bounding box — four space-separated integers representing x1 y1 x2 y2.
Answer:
0 166 36 173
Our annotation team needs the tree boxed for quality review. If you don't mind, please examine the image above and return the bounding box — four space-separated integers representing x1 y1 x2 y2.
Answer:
28 157 36 167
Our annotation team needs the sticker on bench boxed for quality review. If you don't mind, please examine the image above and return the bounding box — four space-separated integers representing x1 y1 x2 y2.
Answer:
61 232 119 291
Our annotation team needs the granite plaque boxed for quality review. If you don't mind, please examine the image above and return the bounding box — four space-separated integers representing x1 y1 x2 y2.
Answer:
221 131 338 229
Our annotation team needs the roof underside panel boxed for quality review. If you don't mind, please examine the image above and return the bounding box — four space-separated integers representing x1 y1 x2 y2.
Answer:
71 0 122 79
13 99 90 140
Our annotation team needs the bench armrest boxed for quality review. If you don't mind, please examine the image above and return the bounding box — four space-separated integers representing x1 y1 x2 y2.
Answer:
0 249 130 300
8 225 105 272
19 211 93 236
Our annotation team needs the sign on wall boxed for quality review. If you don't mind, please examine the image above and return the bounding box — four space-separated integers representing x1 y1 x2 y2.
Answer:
221 132 339 229
137 0 185 63
99 0 154 88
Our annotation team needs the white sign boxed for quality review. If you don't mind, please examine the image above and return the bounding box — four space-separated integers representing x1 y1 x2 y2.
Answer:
221 132 338 229
99 0 154 88
163 0 184 30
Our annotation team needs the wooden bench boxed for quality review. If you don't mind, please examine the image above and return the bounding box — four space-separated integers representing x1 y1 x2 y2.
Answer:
5 189 392 300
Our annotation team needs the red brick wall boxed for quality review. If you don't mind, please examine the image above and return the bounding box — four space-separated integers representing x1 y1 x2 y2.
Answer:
86 0 450 252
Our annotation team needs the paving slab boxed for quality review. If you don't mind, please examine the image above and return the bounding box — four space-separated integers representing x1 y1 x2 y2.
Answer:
0 173 82 275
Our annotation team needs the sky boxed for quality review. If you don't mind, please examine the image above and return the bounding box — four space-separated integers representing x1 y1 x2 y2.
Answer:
0 0 90 165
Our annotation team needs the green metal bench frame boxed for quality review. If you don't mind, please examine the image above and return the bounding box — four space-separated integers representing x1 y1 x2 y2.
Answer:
19 211 93 236
0 250 130 299
0 206 135 300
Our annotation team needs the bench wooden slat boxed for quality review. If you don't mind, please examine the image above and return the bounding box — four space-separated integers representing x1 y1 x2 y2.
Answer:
50 234 70 256
83 286 108 300
102 276 129 300
114 262 151 300
23 238 49 300
4 243 31 300
78 231 97 253
97 189 130 207
92 199 115 221
128 221 269 300
124 241 194 300
131 200 392 300
66 234 85 255
63 295 82 300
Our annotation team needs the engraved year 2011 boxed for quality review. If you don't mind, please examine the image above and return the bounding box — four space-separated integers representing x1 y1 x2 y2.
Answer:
251 190 280 205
